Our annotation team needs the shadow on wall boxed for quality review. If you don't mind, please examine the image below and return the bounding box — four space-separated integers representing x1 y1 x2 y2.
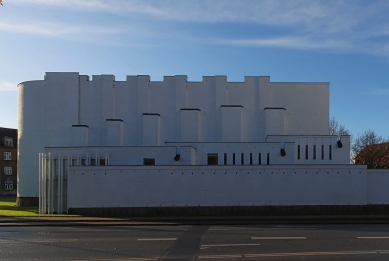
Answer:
0 190 16 196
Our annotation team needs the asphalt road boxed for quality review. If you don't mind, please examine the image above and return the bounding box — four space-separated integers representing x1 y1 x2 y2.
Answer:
1 224 389 260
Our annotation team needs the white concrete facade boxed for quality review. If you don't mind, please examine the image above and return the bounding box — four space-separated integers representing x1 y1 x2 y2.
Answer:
18 72 355 212
68 165 369 208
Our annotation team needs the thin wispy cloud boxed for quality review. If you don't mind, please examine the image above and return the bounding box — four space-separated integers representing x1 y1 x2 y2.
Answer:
0 81 17 92
0 20 125 37
371 89 389 95
215 36 348 50
0 18 165 48
5 0 389 55
9 0 389 30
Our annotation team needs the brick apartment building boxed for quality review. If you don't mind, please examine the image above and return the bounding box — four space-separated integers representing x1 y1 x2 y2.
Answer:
0 127 17 196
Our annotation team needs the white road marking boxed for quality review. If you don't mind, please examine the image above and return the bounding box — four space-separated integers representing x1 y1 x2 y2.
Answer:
137 238 177 241
105 257 159 261
208 229 230 231
245 251 378 258
32 239 79 243
73 257 159 261
373 250 389 253
357 237 389 239
251 237 306 240
199 251 383 259
124 259 159 261
201 244 261 247
0 240 21 244
63 229 135 232
198 254 242 259
274 225 319 229
0 239 78 244
279 228 317 230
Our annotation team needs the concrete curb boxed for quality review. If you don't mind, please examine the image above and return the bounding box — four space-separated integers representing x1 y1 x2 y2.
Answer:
1 215 389 226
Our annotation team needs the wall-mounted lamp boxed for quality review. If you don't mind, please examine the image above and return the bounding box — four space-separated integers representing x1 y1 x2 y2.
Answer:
281 149 286 156
174 154 180 161
337 140 343 148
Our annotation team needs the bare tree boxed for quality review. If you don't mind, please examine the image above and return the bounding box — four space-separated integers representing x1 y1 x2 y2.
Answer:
329 119 389 167
329 117 350 135
352 129 389 168
329 117 352 163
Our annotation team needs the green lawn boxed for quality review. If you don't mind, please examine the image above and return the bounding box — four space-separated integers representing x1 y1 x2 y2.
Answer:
0 198 79 217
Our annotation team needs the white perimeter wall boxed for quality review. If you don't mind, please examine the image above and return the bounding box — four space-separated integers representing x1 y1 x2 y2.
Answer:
367 169 389 204
68 165 374 208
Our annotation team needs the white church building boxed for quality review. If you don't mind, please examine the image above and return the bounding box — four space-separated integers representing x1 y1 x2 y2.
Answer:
18 73 389 215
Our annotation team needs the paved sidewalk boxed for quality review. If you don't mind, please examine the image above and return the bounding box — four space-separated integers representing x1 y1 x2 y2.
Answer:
1 215 389 226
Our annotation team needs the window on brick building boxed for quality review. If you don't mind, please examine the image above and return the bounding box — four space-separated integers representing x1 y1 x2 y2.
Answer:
4 152 11 160
4 167 12 175
5 180 13 190
4 137 14 147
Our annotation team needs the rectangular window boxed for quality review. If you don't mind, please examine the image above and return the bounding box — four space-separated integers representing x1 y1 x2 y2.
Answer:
207 154 218 165
224 153 227 165
4 167 12 175
90 159 96 166
5 180 13 190
313 145 316 160
250 153 253 165
4 137 13 147
4 152 11 161
321 145 324 160
99 159 106 166
232 153 236 165
241 153 244 165
258 153 262 165
143 158 156 165
329 145 332 160
305 145 309 160
297 145 300 160
267 153 270 165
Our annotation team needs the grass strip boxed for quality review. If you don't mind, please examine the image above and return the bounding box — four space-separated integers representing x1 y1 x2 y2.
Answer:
0 198 79 217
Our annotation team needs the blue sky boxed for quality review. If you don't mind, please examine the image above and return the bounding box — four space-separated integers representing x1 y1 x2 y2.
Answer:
1 0 389 138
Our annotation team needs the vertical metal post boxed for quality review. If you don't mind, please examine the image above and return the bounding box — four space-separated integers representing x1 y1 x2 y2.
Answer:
57 153 62 214
105 153 109 165
38 153 42 213
66 153 71 213
43 153 47 214
47 153 51 214
50 153 54 214
61 154 64 213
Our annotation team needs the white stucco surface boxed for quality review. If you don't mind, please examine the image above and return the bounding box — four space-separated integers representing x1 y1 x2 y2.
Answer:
366 170 389 204
68 165 369 208
17 81 45 197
